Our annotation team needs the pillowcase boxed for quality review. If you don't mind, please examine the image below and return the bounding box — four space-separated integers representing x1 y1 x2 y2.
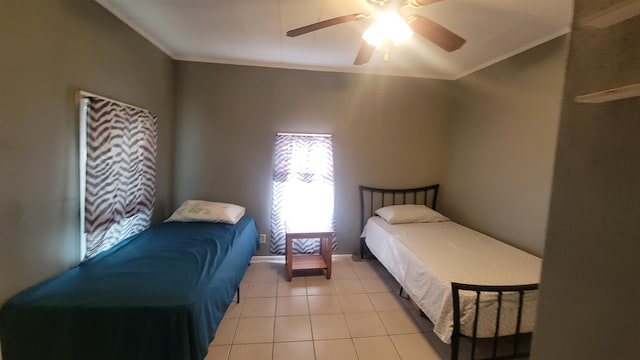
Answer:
375 204 449 224
166 200 245 224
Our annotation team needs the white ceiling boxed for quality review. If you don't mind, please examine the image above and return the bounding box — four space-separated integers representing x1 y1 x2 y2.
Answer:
95 0 573 80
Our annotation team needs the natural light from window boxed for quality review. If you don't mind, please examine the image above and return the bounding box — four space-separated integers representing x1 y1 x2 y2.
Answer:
270 133 335 254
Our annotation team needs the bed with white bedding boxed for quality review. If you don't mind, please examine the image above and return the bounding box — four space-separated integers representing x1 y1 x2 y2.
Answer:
359 185 541 358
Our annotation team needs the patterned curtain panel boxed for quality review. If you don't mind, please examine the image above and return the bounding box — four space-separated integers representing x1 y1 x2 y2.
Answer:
270 134 335 255
84 97 157 259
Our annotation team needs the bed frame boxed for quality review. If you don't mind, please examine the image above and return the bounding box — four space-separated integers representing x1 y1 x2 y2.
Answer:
359 184 440 259
359 184 537 360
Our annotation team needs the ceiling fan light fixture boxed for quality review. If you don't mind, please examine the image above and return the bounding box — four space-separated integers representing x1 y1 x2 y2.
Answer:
362 10 413 49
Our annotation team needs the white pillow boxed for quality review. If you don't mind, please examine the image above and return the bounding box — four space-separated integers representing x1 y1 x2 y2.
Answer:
375 204 449 224
166 200 245 224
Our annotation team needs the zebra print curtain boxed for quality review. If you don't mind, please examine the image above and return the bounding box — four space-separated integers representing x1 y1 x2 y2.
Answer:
270 134 335 255
83 97 157 259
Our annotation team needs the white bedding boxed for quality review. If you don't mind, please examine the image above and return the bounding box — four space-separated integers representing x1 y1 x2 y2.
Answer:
363 217 542 343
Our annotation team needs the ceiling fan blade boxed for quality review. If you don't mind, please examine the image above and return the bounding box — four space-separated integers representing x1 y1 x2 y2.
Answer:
354 41 376 65
287 13 368 37
407 0 444 6
408 15 466 52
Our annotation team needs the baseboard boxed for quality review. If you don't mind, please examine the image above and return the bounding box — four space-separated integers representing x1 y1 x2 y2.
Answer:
250 254 352 263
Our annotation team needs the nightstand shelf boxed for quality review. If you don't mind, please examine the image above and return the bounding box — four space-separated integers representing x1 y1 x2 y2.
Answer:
290 254 327 271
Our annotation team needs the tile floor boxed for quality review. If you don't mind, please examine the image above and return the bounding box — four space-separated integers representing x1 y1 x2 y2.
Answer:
204 256 491 360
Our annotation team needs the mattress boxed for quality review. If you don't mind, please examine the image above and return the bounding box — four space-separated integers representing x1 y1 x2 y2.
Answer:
363 217 541 343
0 216 259 360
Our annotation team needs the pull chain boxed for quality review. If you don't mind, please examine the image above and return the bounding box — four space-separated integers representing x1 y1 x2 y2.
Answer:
382 40 391 62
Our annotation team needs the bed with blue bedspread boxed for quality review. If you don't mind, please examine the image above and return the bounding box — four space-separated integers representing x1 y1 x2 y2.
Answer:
0 215 259 360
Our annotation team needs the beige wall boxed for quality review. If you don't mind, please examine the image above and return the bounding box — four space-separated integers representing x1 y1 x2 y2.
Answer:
173 62 454 255
533 1 640 358
0 2 174 303
440 37 569 256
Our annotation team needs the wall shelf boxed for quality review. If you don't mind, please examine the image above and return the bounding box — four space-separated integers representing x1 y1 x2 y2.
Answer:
582 0 640 28
577 1 640 104
575 83 640 103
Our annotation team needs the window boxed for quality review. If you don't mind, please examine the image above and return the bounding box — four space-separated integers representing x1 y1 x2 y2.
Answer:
270 133 335 254
79 94 157 260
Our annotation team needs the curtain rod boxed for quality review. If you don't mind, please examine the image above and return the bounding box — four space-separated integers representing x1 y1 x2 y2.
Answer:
277 132 332 137
77 90 149 113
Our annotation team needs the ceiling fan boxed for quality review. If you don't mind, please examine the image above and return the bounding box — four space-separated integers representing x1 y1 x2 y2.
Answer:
286 0 466 65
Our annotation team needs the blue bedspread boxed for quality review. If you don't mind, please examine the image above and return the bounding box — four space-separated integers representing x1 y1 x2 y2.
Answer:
0 216 259 360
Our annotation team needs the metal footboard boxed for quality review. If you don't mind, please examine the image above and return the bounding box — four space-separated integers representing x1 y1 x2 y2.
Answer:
451 282 539 360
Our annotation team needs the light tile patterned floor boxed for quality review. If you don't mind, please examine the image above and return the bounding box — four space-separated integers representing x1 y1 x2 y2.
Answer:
204 256 454 360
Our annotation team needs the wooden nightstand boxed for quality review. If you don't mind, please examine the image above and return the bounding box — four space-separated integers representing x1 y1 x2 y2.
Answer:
285 225 334 281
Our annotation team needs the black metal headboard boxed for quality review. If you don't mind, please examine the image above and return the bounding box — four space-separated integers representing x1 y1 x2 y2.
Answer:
358 184 440 258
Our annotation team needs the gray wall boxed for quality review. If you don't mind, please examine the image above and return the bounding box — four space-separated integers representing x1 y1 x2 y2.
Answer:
0 1 174 304
440 37 569 256
532 1 640 358
174 62 454 255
